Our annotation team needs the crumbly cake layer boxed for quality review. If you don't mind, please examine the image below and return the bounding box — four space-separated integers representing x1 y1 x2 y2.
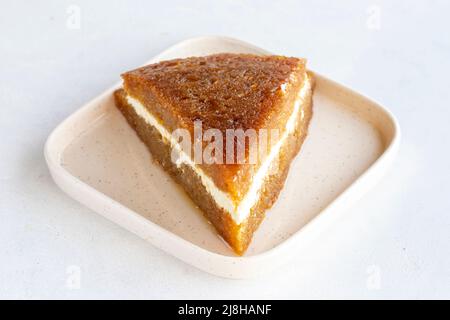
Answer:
122 54 307 202
114 81 314 255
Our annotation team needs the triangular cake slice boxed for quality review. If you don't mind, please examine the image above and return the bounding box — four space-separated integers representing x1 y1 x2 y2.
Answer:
114 53 314 255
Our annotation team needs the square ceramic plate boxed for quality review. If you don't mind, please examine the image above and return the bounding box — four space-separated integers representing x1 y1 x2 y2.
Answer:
45 36 400 279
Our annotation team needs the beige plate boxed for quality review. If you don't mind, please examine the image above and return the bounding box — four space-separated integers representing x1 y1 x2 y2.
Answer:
45 36 400 278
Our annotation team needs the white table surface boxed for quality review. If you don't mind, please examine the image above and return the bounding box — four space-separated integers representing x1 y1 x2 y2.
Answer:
1 0 449 299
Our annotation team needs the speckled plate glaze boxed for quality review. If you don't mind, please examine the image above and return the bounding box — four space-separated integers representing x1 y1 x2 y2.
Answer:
45 36 400 278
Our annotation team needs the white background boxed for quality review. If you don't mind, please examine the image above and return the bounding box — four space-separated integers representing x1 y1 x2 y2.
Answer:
1 0 449 299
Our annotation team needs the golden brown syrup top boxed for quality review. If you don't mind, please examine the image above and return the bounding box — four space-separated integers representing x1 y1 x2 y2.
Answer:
123 53 305 132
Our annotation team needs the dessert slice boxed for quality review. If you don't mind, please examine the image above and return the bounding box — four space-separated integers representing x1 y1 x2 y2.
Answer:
114 53 314 255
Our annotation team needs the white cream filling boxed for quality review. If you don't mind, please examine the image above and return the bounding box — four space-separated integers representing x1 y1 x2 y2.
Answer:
126 76 311 224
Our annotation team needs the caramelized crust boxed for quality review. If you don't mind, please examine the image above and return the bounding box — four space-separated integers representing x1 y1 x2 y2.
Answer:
122 53 307 201
123 54 305 132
